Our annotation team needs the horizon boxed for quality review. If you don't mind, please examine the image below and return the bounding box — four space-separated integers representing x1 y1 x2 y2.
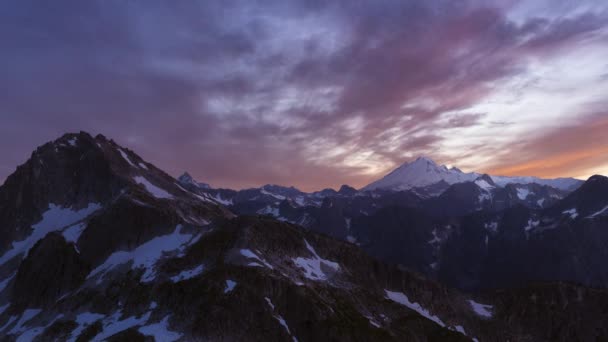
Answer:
1 1 608 191
0 130 597 193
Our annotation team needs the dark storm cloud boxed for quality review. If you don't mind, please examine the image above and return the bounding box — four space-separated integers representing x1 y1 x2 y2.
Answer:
0 0 607 190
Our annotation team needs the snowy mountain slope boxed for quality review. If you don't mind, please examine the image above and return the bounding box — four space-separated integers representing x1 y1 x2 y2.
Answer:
362 157 480 191
362 157 583 192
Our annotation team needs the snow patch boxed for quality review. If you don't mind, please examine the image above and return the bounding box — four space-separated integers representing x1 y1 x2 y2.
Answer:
118 149 137 168
62 222 87 243
265 297 297 342
516 188 530 200
468 299 493 318
0 304 10 315
16 314 63 342
134 176 173 199
484 222 498 233
563 208 579 219
94 310 151 341
0 316 17 332
67 312 105 342
475 179 494 191
0 274 15 293
239 249 274 269
170 264 204 283
260 189 286 200
88 225 197 283
588 206 608 218
0 203 101 266
225 280 237 293
385 290 445 327
294 196 305 206
8 308 42 335
292 240 340 281
258 205 280 217
138 316 182 342
365 315 381 328
478 192 492 203
211 193 233 205
427 228 441 245
524 219 540 232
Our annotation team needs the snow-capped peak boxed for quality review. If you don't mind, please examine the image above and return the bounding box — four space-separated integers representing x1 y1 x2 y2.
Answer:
363 157 583 192
362 157 480 191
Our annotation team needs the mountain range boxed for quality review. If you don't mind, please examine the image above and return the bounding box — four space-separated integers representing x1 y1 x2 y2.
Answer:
0 131 607 341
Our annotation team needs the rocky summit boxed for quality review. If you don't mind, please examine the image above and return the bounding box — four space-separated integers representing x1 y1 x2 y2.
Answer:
0 132 607 341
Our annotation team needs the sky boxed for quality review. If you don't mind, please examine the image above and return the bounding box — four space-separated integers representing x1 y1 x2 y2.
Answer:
1 0 607 191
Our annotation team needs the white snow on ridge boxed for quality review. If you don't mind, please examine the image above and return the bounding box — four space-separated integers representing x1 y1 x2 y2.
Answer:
475 179 494 191
0 316 17 333
88 225 198 283
384 290 445 327
0 203 101 266
211 194 233 206
16 314 63 342
468 299 493 318
225 280 237 293
134 176 173 199
265 297 298 342
524 219 540 232
8 308 42 335
484 222 498 233
67 312 105 342
588 206 608 218
385 290 478 341
365 315 381 328
516 188 530 200
170 265 204 283
427 229 441 245
0 304 10 315
0 274 15 293
537 198 545 207
563 208 579 219
138 316 182 342
93 311 151 341
478 192 492 204
62 222 87 244
260 189 286 200
258 206 280 217
118 149 137 168
292 240 340 281
240 249 274 269
491 175 581 191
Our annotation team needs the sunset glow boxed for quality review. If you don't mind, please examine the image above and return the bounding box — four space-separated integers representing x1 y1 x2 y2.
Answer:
1 0 607 191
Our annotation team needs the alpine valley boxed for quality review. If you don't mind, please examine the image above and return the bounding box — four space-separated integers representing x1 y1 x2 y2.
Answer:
1 131 607 342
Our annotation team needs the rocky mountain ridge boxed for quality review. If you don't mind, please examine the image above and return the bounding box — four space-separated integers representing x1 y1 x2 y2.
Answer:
0 132 606 341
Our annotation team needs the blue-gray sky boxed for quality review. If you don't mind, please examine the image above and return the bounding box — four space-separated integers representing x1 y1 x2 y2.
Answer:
1 0 608 190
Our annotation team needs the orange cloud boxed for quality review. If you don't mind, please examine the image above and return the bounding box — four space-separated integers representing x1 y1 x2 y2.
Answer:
484 113 608 179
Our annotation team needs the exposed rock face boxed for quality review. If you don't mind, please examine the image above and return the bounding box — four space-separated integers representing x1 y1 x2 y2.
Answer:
12 232 89 309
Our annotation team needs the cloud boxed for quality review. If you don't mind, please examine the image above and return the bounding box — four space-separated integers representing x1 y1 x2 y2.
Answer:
485 110 608 179
0 0 607 190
